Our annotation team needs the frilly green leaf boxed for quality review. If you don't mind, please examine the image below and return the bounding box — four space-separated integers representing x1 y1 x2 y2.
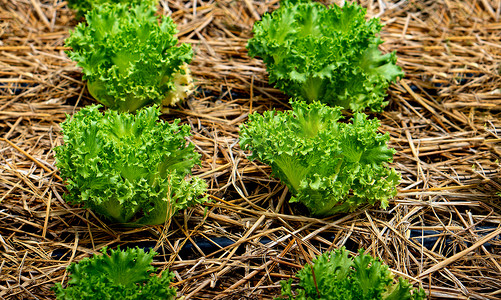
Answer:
66 0 157 17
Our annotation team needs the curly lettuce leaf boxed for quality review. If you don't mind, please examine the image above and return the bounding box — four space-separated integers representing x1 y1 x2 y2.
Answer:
247 0 404 112
65 3 193 112
55 105 207 225
239 101 399 216
66 0 156 17
280 247 426 299
52 247 177 300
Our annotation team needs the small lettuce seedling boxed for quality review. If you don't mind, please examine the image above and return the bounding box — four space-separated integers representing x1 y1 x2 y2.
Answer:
53 247 176 300
280 247 426 299
65 3 194 112
55 105 207 225
239 101 400 216
247 0 404 112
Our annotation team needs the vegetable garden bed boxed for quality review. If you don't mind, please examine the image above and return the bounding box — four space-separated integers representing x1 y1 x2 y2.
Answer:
0 0 500 299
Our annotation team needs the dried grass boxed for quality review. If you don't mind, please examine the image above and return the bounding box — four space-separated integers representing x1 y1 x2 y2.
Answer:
0 0 500 299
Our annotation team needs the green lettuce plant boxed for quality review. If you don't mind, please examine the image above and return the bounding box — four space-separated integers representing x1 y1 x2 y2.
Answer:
65 3 194 112
280 247 426 299
239 101 400 216
55 105 207 225
247 0 403 112
53 247 176 299
66 0 156 17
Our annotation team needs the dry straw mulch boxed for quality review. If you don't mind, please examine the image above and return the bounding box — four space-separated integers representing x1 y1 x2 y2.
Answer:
1 0 500 299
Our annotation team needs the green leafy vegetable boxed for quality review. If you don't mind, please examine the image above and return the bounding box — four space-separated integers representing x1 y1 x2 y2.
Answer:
65 3 194 112
53 246 176 300
55 105 207 225
66 0 156 17
280 247 426 300
239 101 400 216
247 0 404 112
